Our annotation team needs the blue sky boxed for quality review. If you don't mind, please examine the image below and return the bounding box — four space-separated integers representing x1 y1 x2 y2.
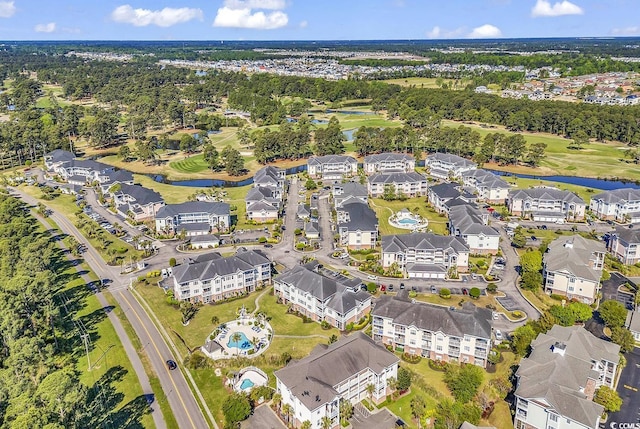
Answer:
0 0 638 40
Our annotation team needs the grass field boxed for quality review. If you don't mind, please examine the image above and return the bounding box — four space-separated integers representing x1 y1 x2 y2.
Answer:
369 197 449 236
382 77 472 90
442 119 639 182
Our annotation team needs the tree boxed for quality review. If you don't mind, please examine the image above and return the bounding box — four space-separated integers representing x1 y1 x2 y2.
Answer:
301 421 312 429
320 416 332 429
328 334 338 344
222 393 251 425
382 184 397 201
221 146 245 176
525 142 547 166
179 133 198 153
567 302 593 322
469 287 481 299
396 367 412 392
594 386 622 413
169 257 177 267
511 230 527 248
444 364 484 403
599 300 627 327
520 250 542 273
570 130 589 150
305 178 317 191
281 403 293 425
339 399 353 425
411 395 427 422
521 271 543 291
435 398 481 429
203 143 220 171
118 144 131 161
610 327 635 353
511 324 538 356
135 139 157 164
365 383 375 402
315 116 345 156
211 315 219 326
549 305 577 327
231 332 242 356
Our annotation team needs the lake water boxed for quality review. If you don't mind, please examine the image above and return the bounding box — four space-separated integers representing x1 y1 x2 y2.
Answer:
326 109 375 115
343 129 357 141
487 169 640 191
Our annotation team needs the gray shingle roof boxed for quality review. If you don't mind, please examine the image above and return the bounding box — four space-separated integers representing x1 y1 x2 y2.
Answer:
117 184 163 205
429 183 462 200
368 171 427 185
509 188 585 204
611 225 640 244
373 295 493 339
427 152 477 168
308 155 357 166
449 204 499 237
515 326 619 428
364 152 414 163
338 200 378 232
103 169 134 184
544 235 605 282
245 186 274 202
247 200 278 212
156 201 230 218
462 169 510 189
172 250 269 284
275 332 398 411
591 188 640 204
382 233 469 254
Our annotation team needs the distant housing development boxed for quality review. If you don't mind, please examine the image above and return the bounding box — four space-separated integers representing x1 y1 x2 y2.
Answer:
514 326 619 429
543 235 605 304
275 332 399 429
373 295 493 367
507 188 586 222
307 155 357 181
589 188 640 223
425 152 477 180
381 233 469 279
274 262 371 330
169 250 271 303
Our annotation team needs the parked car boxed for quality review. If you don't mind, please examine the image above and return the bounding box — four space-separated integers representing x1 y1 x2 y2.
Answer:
530 235 538 241
430 285 437 294
367 274 378 281
399 283 405 289
264 244 273 248
495 330 503 341
388 284 394 291
462 288 468 295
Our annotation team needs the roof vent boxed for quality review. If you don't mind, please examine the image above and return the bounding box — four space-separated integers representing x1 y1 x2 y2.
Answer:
551 341 566 356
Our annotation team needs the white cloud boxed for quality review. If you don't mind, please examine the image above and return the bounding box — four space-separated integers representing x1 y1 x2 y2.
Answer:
223 0 287 9
34 22 56 33
531 0 584 17
468 24 502 38
213 7 288 29
299 20 308 28
612 26 640 35
0 1 16 18
426 25 466 39
111 5 203 27
427 26 441 38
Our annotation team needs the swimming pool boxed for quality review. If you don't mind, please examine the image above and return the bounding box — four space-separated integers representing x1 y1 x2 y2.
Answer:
240 379 255 390
398 218 418 225
227 332 253 350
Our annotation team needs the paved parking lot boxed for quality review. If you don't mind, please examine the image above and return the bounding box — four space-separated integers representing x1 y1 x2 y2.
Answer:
607 347 640 427
241 404 285 429
497 296 519 311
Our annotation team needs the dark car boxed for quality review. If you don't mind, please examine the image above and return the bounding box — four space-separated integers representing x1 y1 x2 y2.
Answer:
399 283 405 289
264 243 273 248
540 224 548 230
166 359 177 370
430 285 437 294
281 226 286 231
462 288 468 295
388 284 394 291
531 235 538 241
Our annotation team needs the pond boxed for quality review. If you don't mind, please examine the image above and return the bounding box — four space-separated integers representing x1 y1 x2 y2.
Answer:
325 109 375 115
343 129 357 141
487 169 640 191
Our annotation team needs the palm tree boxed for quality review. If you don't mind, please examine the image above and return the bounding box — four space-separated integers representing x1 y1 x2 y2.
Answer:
320 416 332 429
231 332 242 356
339 400 353 425
272 393 282 412
301 421 311 429
281 403 292 425
211 315 219 326
365 383 376 404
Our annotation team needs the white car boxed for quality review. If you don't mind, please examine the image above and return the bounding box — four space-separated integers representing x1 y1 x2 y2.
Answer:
367 274 378 281
495 330 503 340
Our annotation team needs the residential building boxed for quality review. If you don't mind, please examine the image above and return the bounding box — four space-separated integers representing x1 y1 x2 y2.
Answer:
44 149 114 184
307 155 357 180
543 235 606 304
304 220 320 240
428 182 461 213
170 250 271 303
275 332 398 429
332 182 368 208
461 169 510 204
253 165 286 199
297 204 311 221
381 233 469 279
155 201 230 236
98 169 134 194
425 152 477 180
514 325 620 429
448 204 500 254
608 226 640 265
113 184 164 221
589 188 640 223
372 295 492 367
336 200 378 250
274 262 371 330
362 152 415 175
189 234 221 250
507 188 586 222
626 309 640 342
367 172 428 198
245 187 281 223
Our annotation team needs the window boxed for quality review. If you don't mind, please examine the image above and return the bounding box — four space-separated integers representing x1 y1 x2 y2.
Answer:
549 414 558 422
436 345 443 351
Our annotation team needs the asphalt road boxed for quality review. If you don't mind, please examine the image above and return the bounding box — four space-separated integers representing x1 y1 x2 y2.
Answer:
11 187 211 429
608 347 640 427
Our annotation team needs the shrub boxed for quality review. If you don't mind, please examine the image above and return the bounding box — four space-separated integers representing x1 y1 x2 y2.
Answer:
550 293 565 301
469 287 481 299
486 283 497 293
169 257 177 267
428 359 448 372
439 288 451 299
401 352 422 364
258 236 267 243
366 282 377 293
345 322 354 331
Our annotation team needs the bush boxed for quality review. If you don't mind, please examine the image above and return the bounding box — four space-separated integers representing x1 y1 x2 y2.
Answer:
550 293 565 301
439 288 451 299
444 364 484 403
366 282 377 293
486 283 497 293
401 352 422 364
428 359 448 372
169 257 177 267
469 287 481 299
258 236 267 243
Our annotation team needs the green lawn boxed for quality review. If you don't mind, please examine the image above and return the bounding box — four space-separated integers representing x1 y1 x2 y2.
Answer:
369 197 449 236
169 154 210 174
382 77 471 89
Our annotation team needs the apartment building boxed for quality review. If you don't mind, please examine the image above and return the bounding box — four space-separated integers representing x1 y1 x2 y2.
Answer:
372 295 492 367
155 201 231 235
362 152 415 175
332 182 368 208
381 233 469 279
508 188 586 222
169 250 271 303
274 262 371 330
275 332 398 429
608 226 640 265
589 188 640 223
425 152 477 180
245 187 280 223
44 149 114 185
336 200 378 250
113 184 165 221
514 325 620 429
448 204 500 254
253 165 286 199
367 172 428 198
307 155 358 180
543 235 606 304
461 169 510 204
